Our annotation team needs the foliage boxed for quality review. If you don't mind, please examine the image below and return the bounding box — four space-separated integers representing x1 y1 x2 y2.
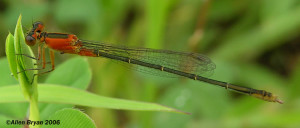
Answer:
0 0 300 128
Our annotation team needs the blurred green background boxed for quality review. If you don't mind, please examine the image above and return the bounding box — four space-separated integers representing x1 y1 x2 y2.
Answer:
1 0 300 128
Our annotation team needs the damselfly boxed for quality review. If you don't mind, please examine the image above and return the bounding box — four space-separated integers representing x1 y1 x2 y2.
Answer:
22 21 283 104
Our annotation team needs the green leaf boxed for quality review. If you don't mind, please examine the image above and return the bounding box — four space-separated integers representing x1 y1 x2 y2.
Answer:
14 14 38 100
0 85 187 114
5 33 18 80
42 108 96 128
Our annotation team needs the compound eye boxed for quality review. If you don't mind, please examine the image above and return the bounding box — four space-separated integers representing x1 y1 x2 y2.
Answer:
25 35 36 46
33 21 44 31
33 21 43 28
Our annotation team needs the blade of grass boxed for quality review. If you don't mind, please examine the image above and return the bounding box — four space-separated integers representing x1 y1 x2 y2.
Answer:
0 85 188 114
5 33 18 80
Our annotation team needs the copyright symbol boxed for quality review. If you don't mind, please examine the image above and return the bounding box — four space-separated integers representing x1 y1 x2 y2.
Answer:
6 120 10 125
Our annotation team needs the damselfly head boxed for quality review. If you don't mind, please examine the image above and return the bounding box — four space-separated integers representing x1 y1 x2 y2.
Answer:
25 21 45 46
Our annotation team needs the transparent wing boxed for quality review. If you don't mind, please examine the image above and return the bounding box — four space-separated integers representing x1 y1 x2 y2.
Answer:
81 40 216 77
